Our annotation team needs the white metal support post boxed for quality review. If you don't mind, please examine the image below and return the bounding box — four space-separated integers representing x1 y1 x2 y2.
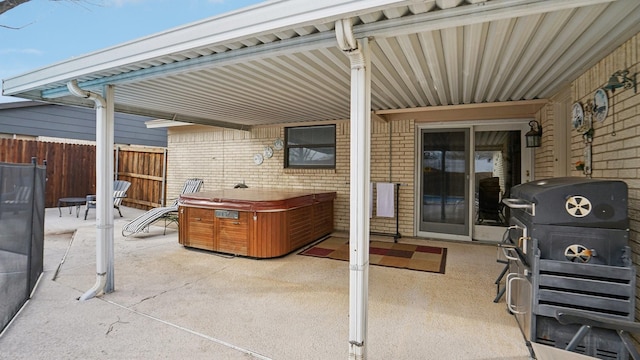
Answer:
67 81 115 300
336 18 371 360
103 85 116 293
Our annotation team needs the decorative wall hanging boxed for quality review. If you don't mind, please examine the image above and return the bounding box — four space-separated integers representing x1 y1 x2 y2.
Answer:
263 146 274 159
602 69 637 94
253 153 264 165
274 138 284 150
601 68 637 137
593 88 608 123
571 102 584 131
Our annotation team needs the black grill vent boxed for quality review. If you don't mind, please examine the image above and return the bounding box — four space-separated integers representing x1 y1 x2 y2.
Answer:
535 259 635 320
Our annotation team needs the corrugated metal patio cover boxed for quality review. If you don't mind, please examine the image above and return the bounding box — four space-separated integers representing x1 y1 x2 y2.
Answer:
3 0 640 128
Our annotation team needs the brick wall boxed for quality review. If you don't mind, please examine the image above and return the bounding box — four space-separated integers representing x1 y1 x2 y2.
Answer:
537 33 640 319
370 119 415 236
167 119 416 236
570 34 639 264
533 102 556 179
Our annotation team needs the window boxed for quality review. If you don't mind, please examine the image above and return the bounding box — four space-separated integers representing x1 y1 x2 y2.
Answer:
285 125 336 169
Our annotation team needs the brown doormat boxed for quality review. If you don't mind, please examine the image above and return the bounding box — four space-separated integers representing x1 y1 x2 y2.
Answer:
299 236 447 274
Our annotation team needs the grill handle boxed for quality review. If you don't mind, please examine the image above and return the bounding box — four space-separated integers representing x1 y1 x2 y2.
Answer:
506 273 528 315
499 243 529 267
502 198 535 216
501 245 519 262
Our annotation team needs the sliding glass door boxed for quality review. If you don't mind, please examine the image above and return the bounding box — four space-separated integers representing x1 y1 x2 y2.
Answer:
419 129 470 236
417 123 530 242
472 126 525 241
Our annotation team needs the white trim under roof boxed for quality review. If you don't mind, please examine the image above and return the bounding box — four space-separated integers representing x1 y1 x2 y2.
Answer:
144 119 191 128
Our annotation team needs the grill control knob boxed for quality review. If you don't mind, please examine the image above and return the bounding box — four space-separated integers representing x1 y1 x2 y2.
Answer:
564 244 593 263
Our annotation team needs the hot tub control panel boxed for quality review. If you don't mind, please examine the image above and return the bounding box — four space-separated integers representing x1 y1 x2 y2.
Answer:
215 210 239 219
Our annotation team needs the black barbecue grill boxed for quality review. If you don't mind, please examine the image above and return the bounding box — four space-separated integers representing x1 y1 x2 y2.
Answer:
501 177 636 359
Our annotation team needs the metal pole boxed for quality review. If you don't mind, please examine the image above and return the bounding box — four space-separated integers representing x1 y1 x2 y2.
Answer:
115 146 119 181
348 37 371 360
25 157 36 297
67 80 111 301
336 18 372 357
161 148 168 206
104 85 115 293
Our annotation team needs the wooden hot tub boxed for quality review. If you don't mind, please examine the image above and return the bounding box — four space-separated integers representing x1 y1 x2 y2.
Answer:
178 188 336 258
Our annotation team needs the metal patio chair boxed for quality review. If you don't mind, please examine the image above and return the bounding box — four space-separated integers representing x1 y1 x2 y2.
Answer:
84 180 131 220
0 185 32 217
121 178 203 237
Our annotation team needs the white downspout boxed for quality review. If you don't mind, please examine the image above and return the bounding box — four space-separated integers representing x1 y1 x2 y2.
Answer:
66 80 115 301
336 19 371 360
103 85 116 294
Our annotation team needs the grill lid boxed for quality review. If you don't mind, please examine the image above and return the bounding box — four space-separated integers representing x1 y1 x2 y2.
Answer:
508 177 628 228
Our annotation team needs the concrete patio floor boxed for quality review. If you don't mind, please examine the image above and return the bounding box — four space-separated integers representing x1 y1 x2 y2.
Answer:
0 206 531 359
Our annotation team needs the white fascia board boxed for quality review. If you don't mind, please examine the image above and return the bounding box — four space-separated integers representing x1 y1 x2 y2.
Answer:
2 0 416 96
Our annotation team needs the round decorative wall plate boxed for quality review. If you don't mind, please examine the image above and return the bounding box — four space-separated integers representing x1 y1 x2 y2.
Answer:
253 153 263 165
571 102 584 131
274 138 284 151
593 88 608 123
263 146 274 159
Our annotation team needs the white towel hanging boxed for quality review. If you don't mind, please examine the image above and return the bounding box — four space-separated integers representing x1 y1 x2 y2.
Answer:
376 182 394 217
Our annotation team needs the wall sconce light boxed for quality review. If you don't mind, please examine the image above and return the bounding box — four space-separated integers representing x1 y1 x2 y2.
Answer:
602 69 637 94
525 120 542 148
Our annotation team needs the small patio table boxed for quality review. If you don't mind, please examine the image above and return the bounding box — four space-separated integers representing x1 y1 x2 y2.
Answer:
57 197 86 218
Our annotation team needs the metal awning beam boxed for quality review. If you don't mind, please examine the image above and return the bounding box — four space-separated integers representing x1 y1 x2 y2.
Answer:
30 95 249 130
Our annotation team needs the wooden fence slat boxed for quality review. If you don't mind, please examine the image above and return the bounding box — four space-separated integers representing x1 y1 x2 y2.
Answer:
116 172 163 181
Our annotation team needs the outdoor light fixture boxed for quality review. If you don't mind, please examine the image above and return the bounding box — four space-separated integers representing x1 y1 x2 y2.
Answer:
525 120 542 148
602 69 637 94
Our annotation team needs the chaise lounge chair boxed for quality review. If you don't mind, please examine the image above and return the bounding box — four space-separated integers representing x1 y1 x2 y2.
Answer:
84 180 131 220
121 178 203 237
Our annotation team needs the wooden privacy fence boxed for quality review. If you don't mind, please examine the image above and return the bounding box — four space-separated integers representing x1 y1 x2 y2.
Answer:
115 145 166 210
0 139 166 210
